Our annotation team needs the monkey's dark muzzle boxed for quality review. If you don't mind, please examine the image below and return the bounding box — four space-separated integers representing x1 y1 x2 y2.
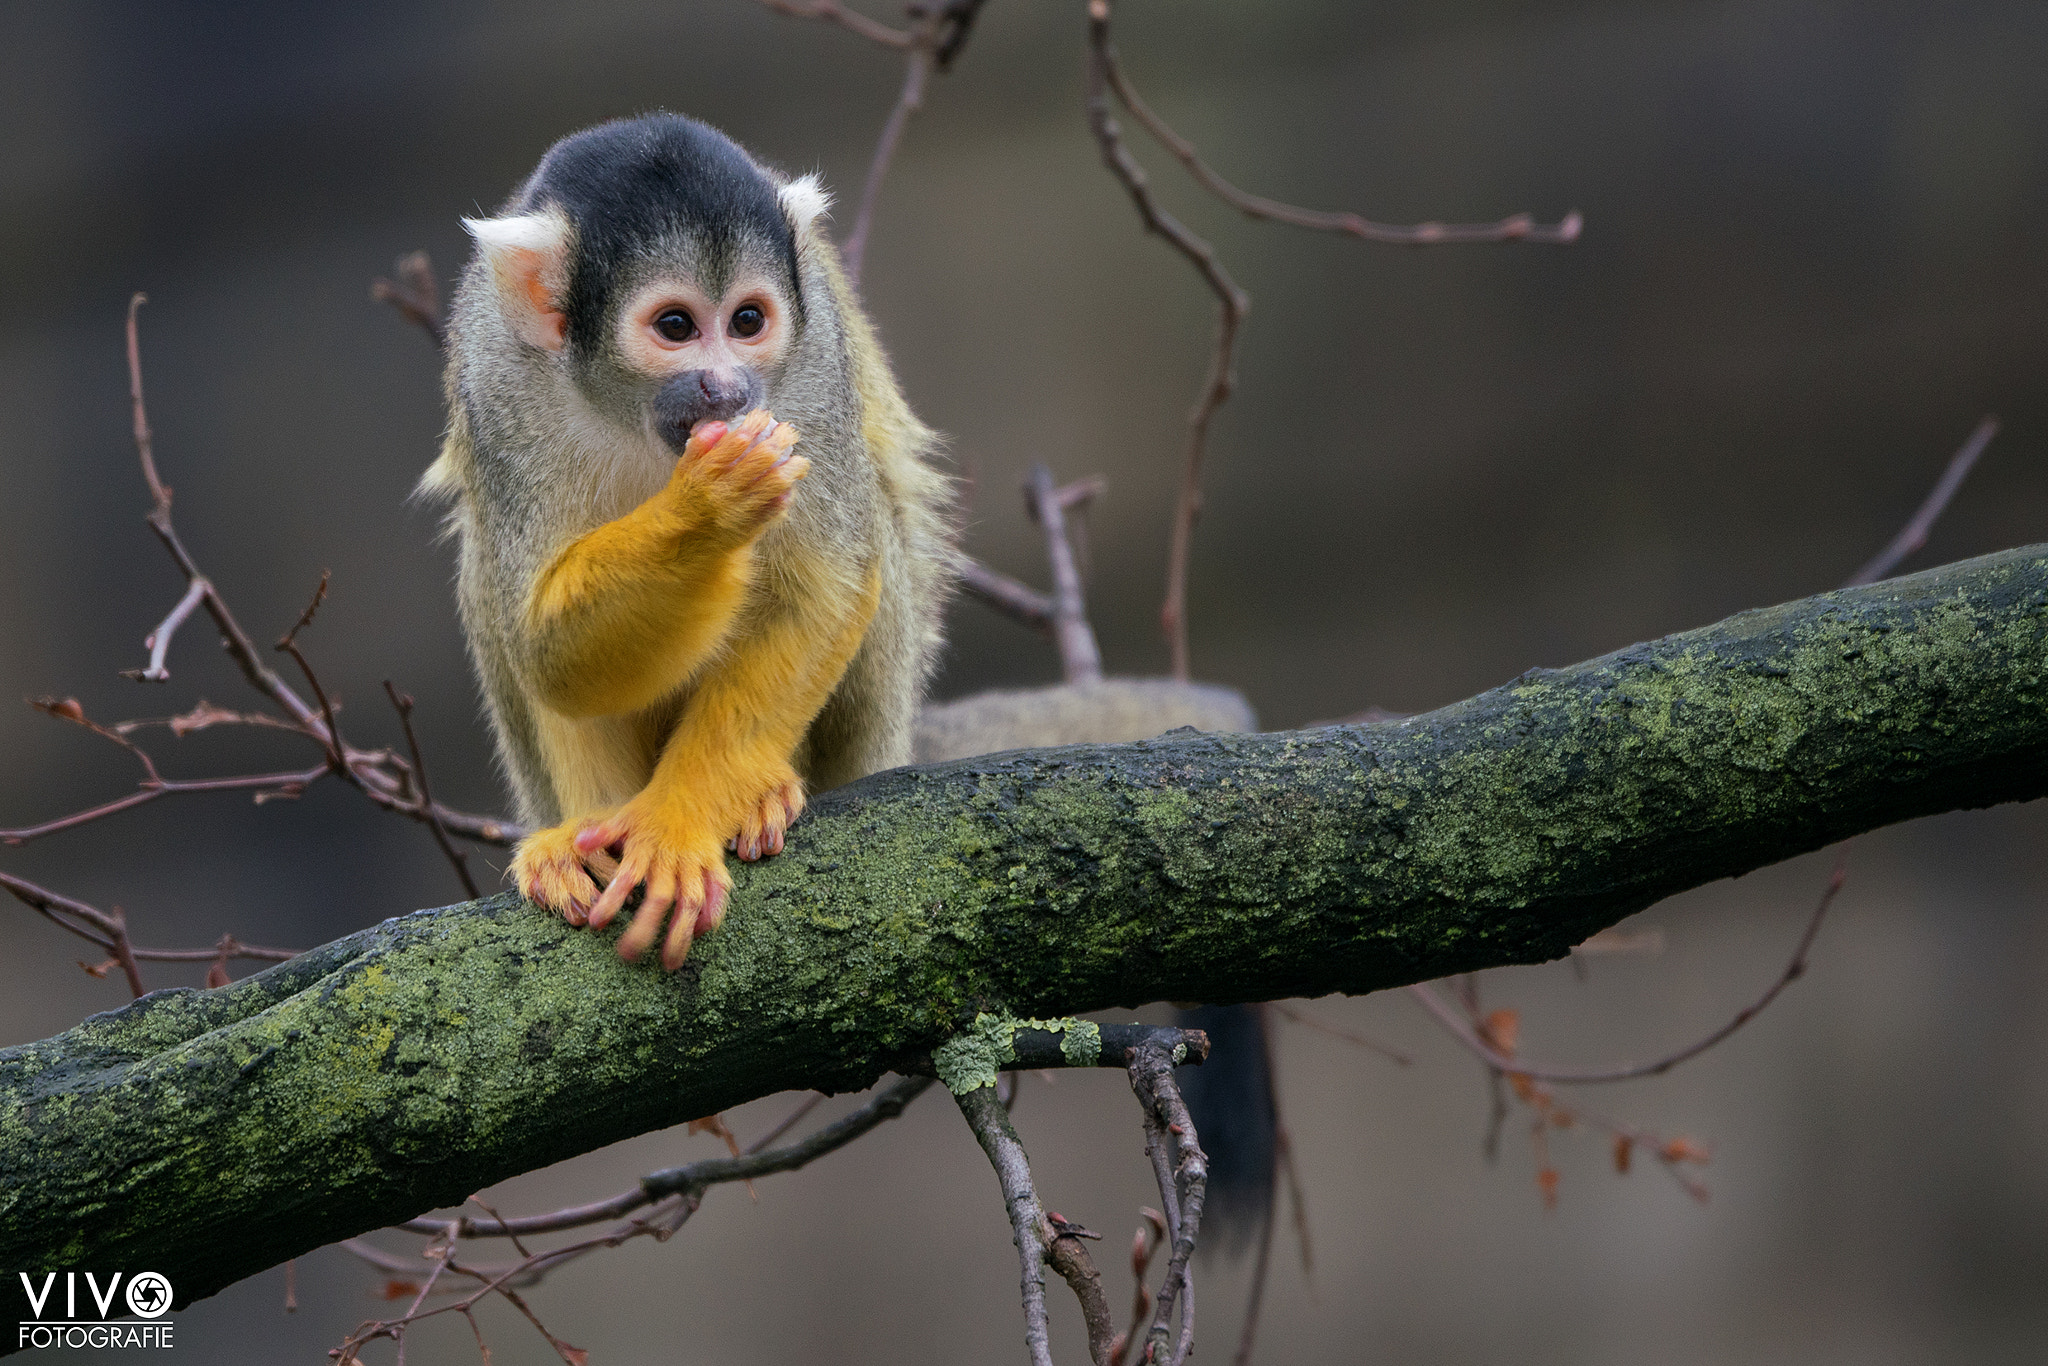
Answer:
654 368 767 450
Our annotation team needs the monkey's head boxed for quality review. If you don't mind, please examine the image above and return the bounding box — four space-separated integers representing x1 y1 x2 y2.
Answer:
458 114 832 454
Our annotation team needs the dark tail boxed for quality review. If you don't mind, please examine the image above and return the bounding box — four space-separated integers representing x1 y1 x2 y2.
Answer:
1174 1003 1275 1256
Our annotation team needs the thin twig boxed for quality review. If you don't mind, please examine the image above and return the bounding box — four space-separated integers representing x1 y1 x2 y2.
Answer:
398 1077 931 1240
957 1084 1057 1366
1107 1210 1167 1366
1846 415 1999 586
958 555 1056 632
744 1091 827 1154
339 1084 936 1359
369 252 445 349
1046 1212 1117 1366
1412 851 1845 1084
844 44 931 286
384 682 482 898
1 765 328 845
1268 1002 1412 1066
1027 465 1105 684
1 871 145 996
117 299 520 850
131 577 210 683
1083 2 1248 681
753 0 915 48
1104 60 1580 247
1128 1037 1208 1366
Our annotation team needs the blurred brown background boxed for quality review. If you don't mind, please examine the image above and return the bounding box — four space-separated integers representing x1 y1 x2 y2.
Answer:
3 1 2046 1361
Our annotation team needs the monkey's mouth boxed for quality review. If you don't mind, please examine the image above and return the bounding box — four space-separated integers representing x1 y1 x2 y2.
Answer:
653 368 767 451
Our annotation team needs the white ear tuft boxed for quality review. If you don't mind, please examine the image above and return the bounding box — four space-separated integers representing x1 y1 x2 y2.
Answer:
778 174 833 237
461 210 569 256
462 209 571 351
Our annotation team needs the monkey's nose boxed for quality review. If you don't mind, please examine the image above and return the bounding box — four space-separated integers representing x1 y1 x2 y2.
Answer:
654 369 767 450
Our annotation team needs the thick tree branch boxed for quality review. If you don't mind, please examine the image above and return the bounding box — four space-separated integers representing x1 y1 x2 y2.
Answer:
4 545 2047 1325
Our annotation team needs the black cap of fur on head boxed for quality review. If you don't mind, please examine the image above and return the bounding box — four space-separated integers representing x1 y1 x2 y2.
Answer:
512 113 803 355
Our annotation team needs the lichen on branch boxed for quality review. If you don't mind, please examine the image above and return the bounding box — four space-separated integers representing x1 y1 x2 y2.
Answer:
3 545 2045 1318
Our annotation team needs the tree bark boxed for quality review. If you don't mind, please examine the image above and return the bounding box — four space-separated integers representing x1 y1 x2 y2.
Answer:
4 545 2046 1313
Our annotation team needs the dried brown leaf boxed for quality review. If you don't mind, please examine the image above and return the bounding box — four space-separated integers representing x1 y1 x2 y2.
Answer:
1481 1007 1520 1056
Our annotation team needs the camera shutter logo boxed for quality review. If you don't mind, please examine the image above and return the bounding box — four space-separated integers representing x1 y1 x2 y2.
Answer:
124 1273 172 1319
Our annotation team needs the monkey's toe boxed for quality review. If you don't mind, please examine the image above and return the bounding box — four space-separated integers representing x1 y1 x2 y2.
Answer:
604 845 731 968
511 826 604 923
730 777 805 862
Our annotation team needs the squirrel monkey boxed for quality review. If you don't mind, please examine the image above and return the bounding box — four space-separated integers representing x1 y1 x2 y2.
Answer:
422 114 951 969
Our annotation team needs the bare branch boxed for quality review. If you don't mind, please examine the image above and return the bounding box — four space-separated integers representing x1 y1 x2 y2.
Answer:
384 682 482 899
743 1092 826 1154
844 46 931 286
1269 1002 1412 1066
1026 464 1105 684
833 1 992 284
1083 3 1248 681
130 577 210 683
1127 1037 1208 1366
5 868 297 995
1107 1210 1167 1366
1046 1212 1117 1366
369 251 446 349
958 554 1056 632
119 299 520 850
1411 850 1845 1084
1846 415 1998 587
957 1084 1058 1366
1104 60 1580 247
753 0 915 48
641 1074 933 1198
397 1077 932 1242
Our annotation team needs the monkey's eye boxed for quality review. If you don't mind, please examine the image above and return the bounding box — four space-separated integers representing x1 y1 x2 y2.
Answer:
653 309 697 343
729 305 767 339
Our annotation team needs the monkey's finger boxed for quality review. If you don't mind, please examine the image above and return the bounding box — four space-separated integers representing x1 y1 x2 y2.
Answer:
616 882 674 964
574 818 629 857
741 449 808 492
660 871 712 969
681 420 730 457
585 855 646 930
722 418 798 480
694 876 732 939
704 410 775 467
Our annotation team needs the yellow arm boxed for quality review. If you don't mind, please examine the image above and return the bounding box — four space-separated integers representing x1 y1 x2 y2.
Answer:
523 416 805 718
636 562 883 844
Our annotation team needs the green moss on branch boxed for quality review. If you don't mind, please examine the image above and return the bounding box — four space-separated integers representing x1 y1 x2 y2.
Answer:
3 545 2046 1313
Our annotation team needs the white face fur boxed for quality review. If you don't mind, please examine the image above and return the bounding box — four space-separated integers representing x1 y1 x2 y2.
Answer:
611 270 792 392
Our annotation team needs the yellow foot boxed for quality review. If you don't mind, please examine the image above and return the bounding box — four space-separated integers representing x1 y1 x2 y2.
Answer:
510 812 619 927
728 773 805 863
573 804 733 970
